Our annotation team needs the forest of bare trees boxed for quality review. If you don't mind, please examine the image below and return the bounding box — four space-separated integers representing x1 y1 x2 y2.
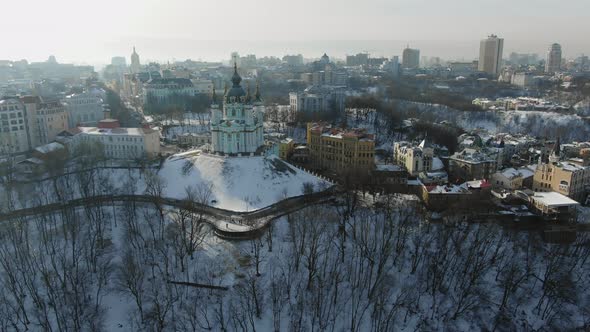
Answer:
0 166 589 331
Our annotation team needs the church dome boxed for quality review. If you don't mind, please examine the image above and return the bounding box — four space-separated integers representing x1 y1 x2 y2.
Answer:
226 62 246 100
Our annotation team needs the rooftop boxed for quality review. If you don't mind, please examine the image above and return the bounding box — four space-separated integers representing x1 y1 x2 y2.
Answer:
531 192 579 207
310 123 374 141
78 126 156 136
34 142 65 154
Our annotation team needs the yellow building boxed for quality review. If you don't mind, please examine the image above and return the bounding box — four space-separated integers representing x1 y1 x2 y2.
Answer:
278 138 294 160
532 144 590 202
306 122 375 174
533 160 589 202
393 140 434 175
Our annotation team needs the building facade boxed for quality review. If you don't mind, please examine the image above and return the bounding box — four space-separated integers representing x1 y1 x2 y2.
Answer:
210 64 264 155
545 43 562 73
21 96 68 147
62 92 106 128
307 123 375 173
478 35 504 77
143 78 196 105
130 47 141 74
533 159 589 202
449 148 499 181
393 139 434 175
289 86 345 113
72 119 160 159
190 79 214 94
0 98 29 154
402 47 420 69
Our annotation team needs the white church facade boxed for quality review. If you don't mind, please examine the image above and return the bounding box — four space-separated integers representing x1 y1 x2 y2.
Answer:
210 64 264 155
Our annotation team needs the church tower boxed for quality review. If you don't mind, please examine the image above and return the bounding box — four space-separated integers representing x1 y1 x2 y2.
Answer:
210 64 264 155
130 46 141 74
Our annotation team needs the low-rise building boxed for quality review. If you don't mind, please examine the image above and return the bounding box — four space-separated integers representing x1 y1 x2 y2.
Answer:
420 179 492 211
449 148 500 182
289 86 345 113
71 119 160 159
190 79 214 94
393 139 434 175
511 72 536 88
278 138 295 160
307 122 375 174
533 159 589 202
370 164 408 192
177 132 210 147
491 167 534 190
143 78 195 105
529 191 579 221
32 142 67 161
291 145 310 163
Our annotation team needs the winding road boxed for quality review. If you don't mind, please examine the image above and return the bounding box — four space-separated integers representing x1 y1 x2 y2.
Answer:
0 187 341 240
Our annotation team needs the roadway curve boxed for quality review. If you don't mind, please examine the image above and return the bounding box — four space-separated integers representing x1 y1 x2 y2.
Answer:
0 187 341 240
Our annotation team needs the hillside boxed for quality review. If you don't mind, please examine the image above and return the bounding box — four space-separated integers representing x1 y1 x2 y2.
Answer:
158 152 331 211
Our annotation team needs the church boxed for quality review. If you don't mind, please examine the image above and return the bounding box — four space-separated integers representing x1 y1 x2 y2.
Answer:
210 64 264 155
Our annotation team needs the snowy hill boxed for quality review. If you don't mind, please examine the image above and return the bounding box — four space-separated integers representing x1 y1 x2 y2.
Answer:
397 100 590 141
158 152 331 211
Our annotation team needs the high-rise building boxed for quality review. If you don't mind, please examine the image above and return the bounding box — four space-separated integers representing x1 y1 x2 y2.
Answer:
346 53 369 66
545 43 562 73
478 35 504 77
283 54 304 66
402 46 420 69
111 56 127 68
130 47 141 74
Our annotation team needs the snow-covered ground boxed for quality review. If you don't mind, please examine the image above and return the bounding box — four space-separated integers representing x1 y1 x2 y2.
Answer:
2 194 588 331
0 152 330 213
158 152 331 211
397 100 590 141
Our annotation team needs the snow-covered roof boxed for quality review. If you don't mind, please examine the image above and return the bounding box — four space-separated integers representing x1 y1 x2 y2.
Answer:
376 164 403 171
34 142 65 154
78 127 156 136
18 157 43 165
531 192 579 207
432 157 444 171
558 161 586 172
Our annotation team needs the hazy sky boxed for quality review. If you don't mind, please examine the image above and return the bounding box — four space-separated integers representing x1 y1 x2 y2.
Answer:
2 0 589 66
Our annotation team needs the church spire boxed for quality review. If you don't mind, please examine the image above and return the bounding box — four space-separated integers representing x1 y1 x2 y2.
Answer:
231 62 242 87
211 86 217 105
553 136 561 155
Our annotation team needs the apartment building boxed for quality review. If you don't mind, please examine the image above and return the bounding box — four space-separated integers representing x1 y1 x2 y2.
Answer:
306 122 375 174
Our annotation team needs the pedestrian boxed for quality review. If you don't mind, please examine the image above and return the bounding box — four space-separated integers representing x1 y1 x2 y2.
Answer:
226 223 228 229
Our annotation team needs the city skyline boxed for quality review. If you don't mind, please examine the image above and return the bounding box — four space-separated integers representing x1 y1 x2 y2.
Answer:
1 0 588 65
